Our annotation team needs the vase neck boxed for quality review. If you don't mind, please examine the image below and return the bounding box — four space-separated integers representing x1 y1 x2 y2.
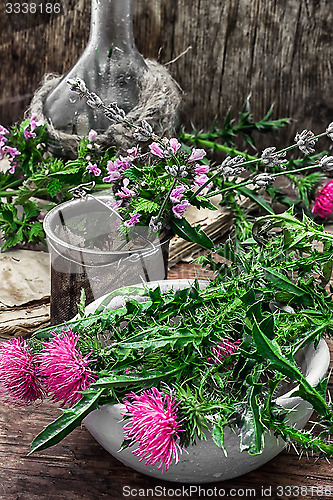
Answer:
89 0 135 53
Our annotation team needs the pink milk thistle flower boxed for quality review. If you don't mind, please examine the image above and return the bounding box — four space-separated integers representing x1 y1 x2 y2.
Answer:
0 337 44 406
124 212 141 227
312 180 333 218
172 199 190 219
207 339 241 365
86 162 101 176
188 148 206 162
39 329 97 407
170 185 186 203
116 178 136 198
88 129 98 141
122 387 184 472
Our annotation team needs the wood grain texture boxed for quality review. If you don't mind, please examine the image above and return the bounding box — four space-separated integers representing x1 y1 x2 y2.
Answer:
0 0 332 147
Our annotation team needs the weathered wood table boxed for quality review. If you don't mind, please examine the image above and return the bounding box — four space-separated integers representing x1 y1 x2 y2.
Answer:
0 262 333 500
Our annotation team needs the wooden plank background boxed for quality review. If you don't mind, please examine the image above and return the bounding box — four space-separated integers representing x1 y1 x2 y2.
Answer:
0 0 332 146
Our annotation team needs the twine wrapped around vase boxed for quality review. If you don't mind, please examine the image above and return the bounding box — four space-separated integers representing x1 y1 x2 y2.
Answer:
27 59 181 158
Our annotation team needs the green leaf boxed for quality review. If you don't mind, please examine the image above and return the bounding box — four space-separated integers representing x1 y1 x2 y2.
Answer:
212 421 227 455
238 186 274 215
131 198 160 213
92 366 183 389
47 178 63 197
30 389 104 453
190 195 217 211
171 218 215 250
240 385 265 455
28 222 45 242
264 268 305 297
23 201 39 220
251 314 328 416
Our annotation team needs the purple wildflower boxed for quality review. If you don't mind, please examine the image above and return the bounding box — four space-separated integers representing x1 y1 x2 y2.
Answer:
193 174 210 187
124 212 141 227
3 146 20 158
116 178 136 198
170 185 186 203
39 329 97 407
194 163 209 175
8 162 18 174
149 142 165 159
29 113 44 131
169 138 181 154
127 146 138 159
115 157 131 170
172 199 190 219
188 148 206 162
106 199 123 210
207 339 241 364
0 125 9 136
24 126 36 140
88 129 98 141
122 387 184 472
86 162 101 176
103 160 122 182
0 337 44 406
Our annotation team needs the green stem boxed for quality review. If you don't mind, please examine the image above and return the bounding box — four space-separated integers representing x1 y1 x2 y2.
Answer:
207 164 319 198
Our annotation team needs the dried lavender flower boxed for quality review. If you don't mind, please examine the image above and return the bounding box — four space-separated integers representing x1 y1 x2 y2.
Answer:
67 78 87 94
149 216 163 233
221 156 244 177
260 147 287 170
326 122 333 141
254 173 275 188
134 120 153 142
165 165 179 177
294 130 318 155
319 155 333 172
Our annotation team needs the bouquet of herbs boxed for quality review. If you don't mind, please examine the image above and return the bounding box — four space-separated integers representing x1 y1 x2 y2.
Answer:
1 78 332 251
1 210 333 472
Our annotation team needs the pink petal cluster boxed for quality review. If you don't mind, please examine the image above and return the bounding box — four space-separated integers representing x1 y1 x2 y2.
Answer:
170 185 186 203
207 339 241 364
0 337 44 406
124 212 141 227
194 164 209 175
88 129 98 141
127 146 139 160
86 162 101 177
39 329 97 407
149 138 181 159
23 114 44 140
312 180 333 218
172 199 190 219
103 160 122 182
188 148 206 162
116 178 136 198
123 387 184 472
